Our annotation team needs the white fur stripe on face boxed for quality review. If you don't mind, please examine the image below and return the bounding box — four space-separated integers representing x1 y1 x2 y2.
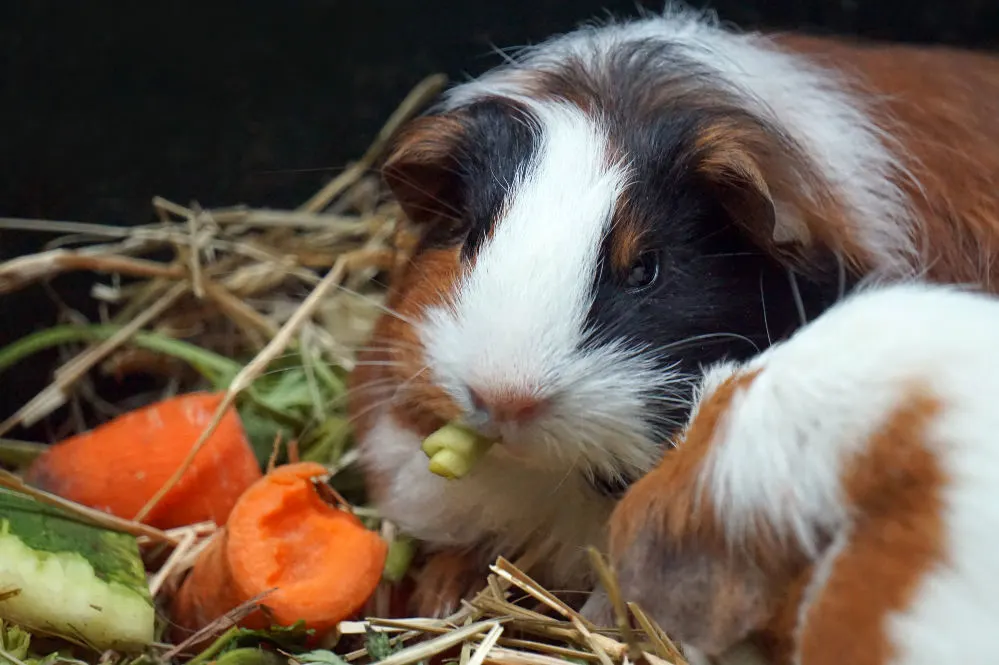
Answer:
420 101 630 405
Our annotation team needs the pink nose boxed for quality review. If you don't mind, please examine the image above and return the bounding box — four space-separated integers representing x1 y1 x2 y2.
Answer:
469 387 547 425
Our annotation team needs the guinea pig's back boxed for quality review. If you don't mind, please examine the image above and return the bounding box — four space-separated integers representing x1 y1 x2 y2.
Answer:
772 34 999 287
751 282 999 663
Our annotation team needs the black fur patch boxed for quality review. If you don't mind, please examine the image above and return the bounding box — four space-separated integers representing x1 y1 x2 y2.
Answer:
415 98 540 260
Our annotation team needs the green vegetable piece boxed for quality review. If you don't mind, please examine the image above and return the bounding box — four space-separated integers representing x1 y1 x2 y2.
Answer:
0 488 154 652
421 423 494 480
214 648 286 665
382 535 417 583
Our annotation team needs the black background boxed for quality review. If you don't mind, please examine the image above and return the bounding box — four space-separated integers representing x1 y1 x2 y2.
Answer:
2 0 997 426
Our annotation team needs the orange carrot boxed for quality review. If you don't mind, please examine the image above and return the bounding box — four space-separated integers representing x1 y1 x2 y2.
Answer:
170 462 388 641
23 391 262 530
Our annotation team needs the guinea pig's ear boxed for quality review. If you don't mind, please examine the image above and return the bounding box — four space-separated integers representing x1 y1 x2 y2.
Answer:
694 120 813 251
613 532 775 658
382 113 466 229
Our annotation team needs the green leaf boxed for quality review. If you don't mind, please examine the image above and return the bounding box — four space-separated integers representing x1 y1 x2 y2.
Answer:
0 325 240 386
236 402 298 467
0 323 356 475
364 627 400 663
24 653 90 665
0 620 90 665
229 621 314 653
0 619 31 660
300 417 352 466
188 622 314 665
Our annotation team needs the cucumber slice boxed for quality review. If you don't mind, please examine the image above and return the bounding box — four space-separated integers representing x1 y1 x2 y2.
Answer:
0 487 155 652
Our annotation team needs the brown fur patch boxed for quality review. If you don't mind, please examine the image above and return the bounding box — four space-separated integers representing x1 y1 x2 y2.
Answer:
409 547 486 618
346 246 465 504
605 367 804 656
382 114 468 229
691 113 872 274
608 197 649 275
750 569 814 665
694 122 774 200
794 390 946 665
345 242 489 619
773 35 999 288
609 368 761 555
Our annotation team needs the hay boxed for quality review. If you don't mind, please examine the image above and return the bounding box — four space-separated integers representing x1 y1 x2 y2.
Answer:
0 75 692 665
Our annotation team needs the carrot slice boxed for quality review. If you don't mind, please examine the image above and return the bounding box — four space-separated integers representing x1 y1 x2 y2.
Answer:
170 462 388 640
24 391 262 530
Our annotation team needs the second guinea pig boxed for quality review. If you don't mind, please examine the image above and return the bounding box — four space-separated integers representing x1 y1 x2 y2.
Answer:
592 280 999 665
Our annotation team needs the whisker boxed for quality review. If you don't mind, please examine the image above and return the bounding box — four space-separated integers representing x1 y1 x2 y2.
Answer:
344 396 400 426
550 454 582 495
836 253 847 302
387 171 465 220
334 284 418 326
654 331 761 355
354 338 426 354
759 272 773 346
344 377 402 397
351 360 407 368
787 268 808 327
641 395 694 409
344 366 429 426
691 251 765 260
349 345 424 360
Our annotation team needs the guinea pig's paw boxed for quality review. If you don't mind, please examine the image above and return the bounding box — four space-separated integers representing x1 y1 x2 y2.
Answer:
610 529 774 659
410 548 486 618
578 584 614 628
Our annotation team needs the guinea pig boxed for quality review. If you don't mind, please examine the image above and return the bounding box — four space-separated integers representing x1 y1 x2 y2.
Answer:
348 3 999 616
592 280 999 665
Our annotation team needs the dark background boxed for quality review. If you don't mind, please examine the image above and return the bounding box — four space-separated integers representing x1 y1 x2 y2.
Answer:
2 0 998 426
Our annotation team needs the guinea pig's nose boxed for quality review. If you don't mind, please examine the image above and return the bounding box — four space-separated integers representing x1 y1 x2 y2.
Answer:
467 386 548 427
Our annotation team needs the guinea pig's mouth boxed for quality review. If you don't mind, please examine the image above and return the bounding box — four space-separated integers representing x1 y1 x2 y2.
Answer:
453 399 554 461
418 309 694 481
439 377 679 478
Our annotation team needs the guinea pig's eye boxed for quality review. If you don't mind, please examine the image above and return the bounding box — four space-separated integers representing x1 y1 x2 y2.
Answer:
624 250 661 292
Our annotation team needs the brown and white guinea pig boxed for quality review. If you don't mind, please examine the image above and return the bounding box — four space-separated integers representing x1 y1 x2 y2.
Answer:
348 3 999 616
594 280 999 665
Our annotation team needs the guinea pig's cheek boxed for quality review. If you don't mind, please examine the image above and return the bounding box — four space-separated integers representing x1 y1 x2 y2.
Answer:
394 377 464 434
400 248 463 311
